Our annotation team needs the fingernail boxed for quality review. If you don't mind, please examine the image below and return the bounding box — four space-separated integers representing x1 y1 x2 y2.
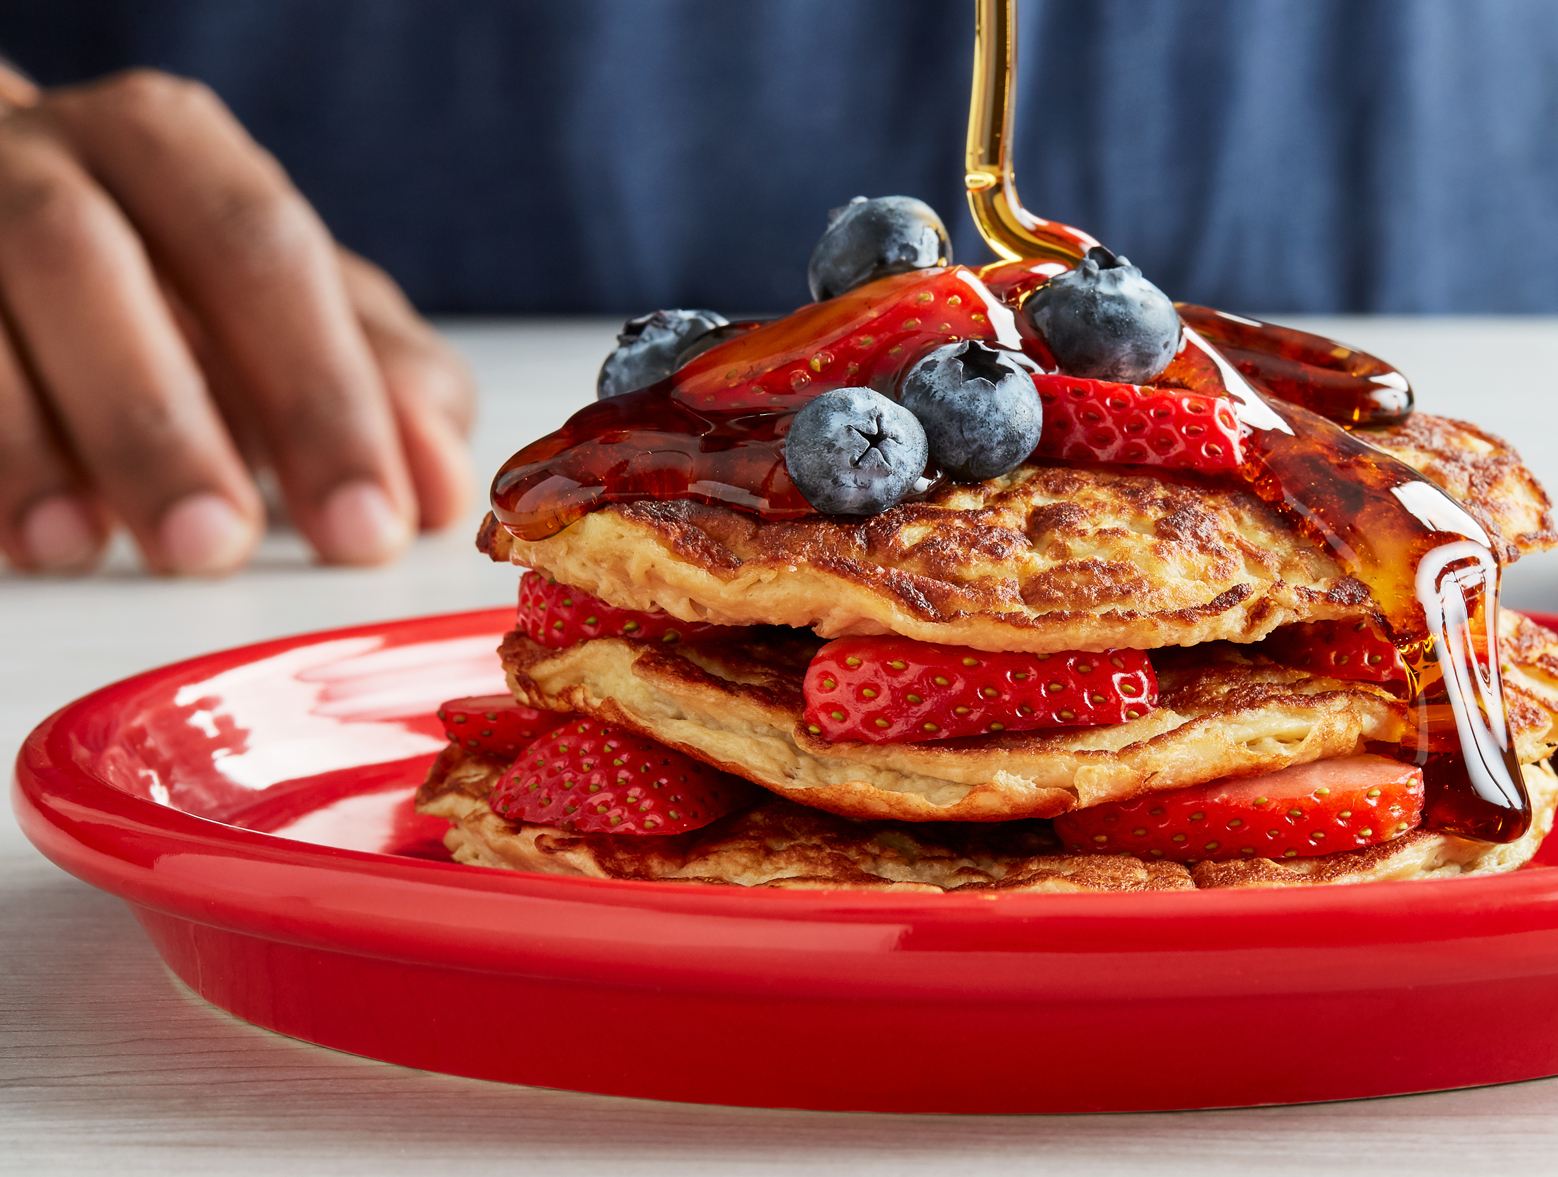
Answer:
319 479 410 565
159 492 254 575
21 494 99 572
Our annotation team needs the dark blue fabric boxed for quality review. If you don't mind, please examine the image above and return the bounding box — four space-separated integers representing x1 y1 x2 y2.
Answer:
3 1 1555 314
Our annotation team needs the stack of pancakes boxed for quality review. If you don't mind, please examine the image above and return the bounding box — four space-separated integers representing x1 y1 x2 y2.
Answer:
418 413 1558 891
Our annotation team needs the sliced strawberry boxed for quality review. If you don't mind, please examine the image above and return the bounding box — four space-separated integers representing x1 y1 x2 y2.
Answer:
516 570 735 649
672 267 1020 414
437 695 570 759
801 636 1156 744
1054 754 1425 863
490 717 759 835
1260 619 1408 683
1032 373 1242 470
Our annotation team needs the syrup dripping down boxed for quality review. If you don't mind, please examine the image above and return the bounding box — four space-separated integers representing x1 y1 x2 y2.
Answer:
962 0 1526 842
493 0 1529 843
1191 333 1527 841
964 0 1097 265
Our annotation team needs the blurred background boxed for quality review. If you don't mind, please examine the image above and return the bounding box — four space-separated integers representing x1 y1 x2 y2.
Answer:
5 0 1556 318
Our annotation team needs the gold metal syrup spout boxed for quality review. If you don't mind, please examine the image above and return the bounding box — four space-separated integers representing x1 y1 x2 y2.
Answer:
966 0 1101 263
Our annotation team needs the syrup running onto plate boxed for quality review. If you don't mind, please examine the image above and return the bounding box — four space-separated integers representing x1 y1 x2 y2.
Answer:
493 0 1528 842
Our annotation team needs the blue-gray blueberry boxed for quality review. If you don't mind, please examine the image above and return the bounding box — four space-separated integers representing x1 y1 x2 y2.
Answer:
806 196 952 302
1021 246 1179 384
597 309 729 399
785 387 928 515
898 341 1043 482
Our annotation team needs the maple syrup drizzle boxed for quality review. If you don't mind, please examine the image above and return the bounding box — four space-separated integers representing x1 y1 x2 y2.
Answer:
1174 305 1413 428
493 0 1529 843
1190 332 1527 840
492 266 1029 540
964 0 1526 842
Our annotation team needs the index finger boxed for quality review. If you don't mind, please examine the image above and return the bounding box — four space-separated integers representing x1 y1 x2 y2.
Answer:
49 71 415 565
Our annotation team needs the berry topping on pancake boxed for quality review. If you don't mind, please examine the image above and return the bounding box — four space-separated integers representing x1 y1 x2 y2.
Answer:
802 636 1156 744
1054 754 1426 863
1021 245 1180 383
516 570 733 648
898 340 1043 482
1032 374 1242 469
597 308 729 399
1260 619 1409 684
437 695 570 758
784 386 929 515
490 718 758 834
807 195 952 302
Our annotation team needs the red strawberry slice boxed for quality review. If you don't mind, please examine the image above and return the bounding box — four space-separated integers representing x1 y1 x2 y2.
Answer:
801 636 1157 744
438 695 570 759
489 717 759 834
1032 373 1242 470
517 570 735 649
1259 619 1408 683
1054 754 1425 863
672 267 1021 414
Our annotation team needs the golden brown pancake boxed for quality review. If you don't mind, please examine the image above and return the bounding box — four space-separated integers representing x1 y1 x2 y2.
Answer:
494 610 1558 823
480 415 1555 654
441 413 1558 889
416 744 1558 892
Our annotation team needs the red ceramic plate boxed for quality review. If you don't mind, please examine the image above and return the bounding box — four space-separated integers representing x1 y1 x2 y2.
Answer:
14 607 1558 1114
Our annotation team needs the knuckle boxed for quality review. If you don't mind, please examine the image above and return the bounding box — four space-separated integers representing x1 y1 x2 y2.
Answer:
392 346 475 427
0 430 55 497
98 68 217 124
345 251 400 300
0 167 99 252
100 404 173 472
88 395 201 488
203 184 321 277
277 386 358 445
267 386 387 483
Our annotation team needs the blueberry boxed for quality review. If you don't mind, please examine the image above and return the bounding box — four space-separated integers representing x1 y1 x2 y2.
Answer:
898 341 1043 482
1021 246 1180 384
785 387 928 515
671 318 774 370
806 196 952 302
597 309 729 399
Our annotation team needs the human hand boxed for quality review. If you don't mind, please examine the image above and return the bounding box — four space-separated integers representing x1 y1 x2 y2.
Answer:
0 66 475 575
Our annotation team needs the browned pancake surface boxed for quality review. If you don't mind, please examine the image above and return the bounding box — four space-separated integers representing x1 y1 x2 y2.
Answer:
496 611 1558 822
481 415 1555 654
417 744 1558 892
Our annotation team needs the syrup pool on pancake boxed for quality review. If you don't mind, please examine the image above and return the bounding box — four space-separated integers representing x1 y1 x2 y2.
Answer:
422 0 1558 887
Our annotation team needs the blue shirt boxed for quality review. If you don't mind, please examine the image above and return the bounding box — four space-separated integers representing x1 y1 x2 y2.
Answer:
5 0 1556 314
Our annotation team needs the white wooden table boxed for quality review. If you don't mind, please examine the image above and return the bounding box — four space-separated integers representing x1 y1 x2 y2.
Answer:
6 318 1558 1176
